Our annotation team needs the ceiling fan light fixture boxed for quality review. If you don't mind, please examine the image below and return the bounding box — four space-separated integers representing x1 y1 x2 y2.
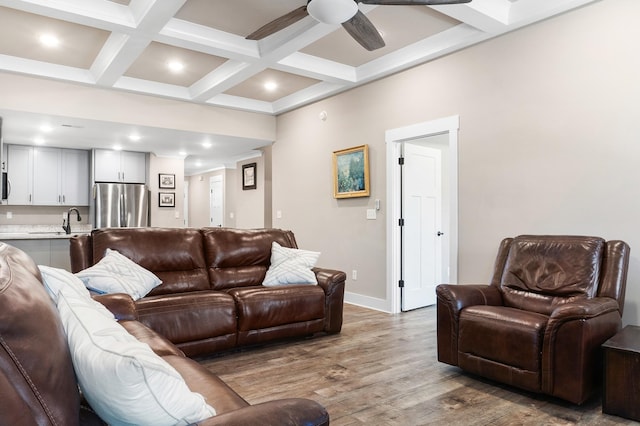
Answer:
307 0 358 24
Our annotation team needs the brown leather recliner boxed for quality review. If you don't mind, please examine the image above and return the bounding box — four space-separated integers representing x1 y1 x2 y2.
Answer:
436 235 630 405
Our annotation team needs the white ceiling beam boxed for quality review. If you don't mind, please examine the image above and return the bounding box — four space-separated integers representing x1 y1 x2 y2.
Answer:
0 0 135 31
276 52 357 84
190 60 264 101
91 0 187 87
0 54 93 84
431 1 511 33
158 19 259 61
113 76 192 101
206 94 274 115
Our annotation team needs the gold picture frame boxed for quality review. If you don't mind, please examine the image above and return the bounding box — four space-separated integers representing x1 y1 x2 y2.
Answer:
333 144 370 199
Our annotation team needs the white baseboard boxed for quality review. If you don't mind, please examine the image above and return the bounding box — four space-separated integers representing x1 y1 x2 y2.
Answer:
344 291 391 313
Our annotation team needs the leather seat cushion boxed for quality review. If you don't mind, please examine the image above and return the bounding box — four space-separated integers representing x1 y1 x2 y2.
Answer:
459 305 548 372
228 285 325 331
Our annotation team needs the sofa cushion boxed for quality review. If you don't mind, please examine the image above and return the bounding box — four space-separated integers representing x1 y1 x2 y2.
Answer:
56 287 217 426
90 228 210 295
135 291 238 356
75 248 162 299
263 242 320 286
203 228 298 290
0 244 80 425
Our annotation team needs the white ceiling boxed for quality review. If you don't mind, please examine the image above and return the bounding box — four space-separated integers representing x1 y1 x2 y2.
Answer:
0 0 597 175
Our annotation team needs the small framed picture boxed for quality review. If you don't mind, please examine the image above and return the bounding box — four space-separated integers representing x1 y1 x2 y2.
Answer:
158 192 175 207
242 162 257 190
333 144 370 199
159 173 175 189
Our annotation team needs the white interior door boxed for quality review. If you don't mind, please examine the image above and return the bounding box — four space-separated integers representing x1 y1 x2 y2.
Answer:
183 180 189 227
209 175 223 227
401 143 442 311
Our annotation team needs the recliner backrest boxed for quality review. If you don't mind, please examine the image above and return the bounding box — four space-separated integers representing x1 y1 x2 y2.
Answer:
0 243 80 425
493 235 606 315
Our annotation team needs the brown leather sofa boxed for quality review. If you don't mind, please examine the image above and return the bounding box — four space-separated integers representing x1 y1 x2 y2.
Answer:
436 235 630 405
70 227 346 357
0 242 329 425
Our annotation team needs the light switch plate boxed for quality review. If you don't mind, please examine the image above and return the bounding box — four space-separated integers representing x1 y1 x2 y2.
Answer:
366 209 376 220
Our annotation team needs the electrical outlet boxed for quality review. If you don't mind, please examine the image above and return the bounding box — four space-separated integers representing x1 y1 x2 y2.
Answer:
6 211 12 219
352 270 357 280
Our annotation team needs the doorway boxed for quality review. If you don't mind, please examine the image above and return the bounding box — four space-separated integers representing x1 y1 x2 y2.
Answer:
386 115 459 314
209 175 224 227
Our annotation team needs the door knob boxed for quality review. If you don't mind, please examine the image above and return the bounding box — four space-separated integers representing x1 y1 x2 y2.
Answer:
437 231 444 236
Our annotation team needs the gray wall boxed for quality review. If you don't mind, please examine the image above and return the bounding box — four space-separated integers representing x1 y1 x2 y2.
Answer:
273 0 640 324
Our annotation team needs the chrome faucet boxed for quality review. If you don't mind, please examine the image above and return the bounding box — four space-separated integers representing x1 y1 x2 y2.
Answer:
62 207 82 235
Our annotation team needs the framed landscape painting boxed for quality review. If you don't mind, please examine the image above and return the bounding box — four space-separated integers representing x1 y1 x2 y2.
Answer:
333 144 370 199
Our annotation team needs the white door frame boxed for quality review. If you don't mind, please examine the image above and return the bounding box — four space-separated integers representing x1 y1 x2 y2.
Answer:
386 115 459 314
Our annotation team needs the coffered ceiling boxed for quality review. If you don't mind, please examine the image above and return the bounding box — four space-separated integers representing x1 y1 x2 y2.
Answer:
0 0 597 174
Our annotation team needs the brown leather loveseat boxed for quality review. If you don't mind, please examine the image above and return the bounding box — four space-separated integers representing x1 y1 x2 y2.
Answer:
436 235 629 405
70 227 346 357
0 242 329 425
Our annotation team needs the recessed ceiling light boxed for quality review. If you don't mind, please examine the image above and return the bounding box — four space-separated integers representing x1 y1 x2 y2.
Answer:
113 145 122 151
195 161 202 167
178 151 187 156
39 33 60 48
167 60 184 73
40 124 53 133
34 137 45 145
264 81 278 91
128 133 141 141
202 142 212 148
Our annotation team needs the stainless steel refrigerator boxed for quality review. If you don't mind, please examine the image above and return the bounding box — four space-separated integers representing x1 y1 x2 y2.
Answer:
94 183 149 228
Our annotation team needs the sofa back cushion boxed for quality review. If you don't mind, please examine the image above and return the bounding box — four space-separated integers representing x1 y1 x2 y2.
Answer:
89 228 210 295
498 235 605 315
203 228 298 290
0 243 80 425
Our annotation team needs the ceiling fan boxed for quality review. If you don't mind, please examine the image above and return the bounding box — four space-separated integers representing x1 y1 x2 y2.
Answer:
246 0 472 51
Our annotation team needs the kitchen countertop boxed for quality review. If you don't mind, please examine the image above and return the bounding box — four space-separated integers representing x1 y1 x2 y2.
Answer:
0 224 93 240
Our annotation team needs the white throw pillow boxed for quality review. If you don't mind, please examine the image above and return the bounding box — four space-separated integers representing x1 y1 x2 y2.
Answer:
56 287 216 426
75 248 162 300
263 242 320 286
39 265 92 304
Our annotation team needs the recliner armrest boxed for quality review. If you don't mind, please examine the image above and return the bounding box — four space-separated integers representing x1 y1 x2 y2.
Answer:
436 284 502 366
197 398 329 426
549 297 620 321
313 267 346 334
542 297 622 403
93 293 138 321
436 284 503 314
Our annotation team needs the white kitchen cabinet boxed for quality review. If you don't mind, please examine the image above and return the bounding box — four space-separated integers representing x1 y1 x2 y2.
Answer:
7 145 89 206
7 145 33 205
94 149 146 183
61 149 90 205
33 147 61 205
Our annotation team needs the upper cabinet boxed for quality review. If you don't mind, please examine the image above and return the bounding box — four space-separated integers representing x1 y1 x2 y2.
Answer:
7 145 89 206
94 149 146 183
6 145 33 205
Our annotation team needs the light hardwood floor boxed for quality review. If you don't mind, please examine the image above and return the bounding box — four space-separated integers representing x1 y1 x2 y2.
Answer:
199 304 636 425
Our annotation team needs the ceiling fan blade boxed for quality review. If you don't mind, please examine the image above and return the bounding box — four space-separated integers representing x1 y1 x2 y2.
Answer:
246 6 309 40
342 10 385 51
358 0 472 4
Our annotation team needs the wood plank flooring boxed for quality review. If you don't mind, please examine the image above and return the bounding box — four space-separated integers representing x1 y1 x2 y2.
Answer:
198 304 636 425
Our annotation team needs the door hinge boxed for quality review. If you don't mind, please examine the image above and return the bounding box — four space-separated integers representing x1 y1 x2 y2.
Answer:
399 280 405 288
398 157 404 165
399 218 405 227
